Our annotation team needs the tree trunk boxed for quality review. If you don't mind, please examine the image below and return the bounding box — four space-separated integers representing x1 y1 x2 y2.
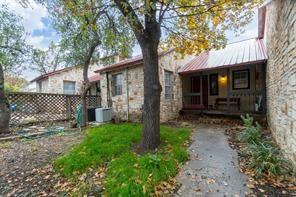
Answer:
140 40 161 150
81 82 91 127
80 39 100 127
0 64 10 134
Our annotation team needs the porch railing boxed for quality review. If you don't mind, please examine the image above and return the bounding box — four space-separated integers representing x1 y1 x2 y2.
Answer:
182 91 266 115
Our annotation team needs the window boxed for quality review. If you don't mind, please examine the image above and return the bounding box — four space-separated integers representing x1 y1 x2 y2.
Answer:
164 70 174 100
209 74 219 95
232 69 250 90
63 81 76 94
112 73 122 96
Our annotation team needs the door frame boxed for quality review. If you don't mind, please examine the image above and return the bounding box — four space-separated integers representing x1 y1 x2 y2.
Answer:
190 74 208 109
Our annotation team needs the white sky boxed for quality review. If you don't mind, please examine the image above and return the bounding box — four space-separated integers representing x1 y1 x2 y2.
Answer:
2 0 259 81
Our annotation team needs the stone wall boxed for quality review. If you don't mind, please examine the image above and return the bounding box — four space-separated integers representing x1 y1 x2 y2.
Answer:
265 0 296 164
36 64 99 95
100 51 194 122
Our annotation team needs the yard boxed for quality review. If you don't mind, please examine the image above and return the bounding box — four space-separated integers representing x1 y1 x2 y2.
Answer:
0 123 190 196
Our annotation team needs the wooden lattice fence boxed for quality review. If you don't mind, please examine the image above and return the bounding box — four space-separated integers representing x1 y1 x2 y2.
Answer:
8 92 101 125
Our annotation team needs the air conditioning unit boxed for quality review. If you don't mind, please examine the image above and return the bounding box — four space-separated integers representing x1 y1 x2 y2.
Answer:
95 108 112 122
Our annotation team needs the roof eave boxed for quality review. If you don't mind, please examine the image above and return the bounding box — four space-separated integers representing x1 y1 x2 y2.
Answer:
179 59 267 75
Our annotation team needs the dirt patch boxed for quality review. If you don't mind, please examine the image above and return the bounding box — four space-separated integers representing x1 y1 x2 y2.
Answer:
0 131 84 196
225 127 296 196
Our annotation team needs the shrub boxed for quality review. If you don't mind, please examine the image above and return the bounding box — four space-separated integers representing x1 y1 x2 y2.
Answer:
239 114 262 144
245 141 290 177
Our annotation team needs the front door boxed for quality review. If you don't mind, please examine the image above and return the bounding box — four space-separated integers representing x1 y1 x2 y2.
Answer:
191 76 201 106
190 75 208 109
202 75 208 109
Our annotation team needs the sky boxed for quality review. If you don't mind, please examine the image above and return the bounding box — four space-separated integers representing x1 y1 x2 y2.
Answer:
2 0 258 81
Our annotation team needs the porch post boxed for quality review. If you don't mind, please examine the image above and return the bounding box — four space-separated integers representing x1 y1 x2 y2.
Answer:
200 72 203 107
226 68 230 112
262 64 267 114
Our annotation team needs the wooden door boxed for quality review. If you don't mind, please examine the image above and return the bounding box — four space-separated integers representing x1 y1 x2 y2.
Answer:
191 76 201 105
202 75 208 109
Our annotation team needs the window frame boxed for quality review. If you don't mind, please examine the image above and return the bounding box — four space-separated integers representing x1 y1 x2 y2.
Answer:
112 73 123 96
63 80 76 95
164 70 174 100
209 73 219 96
232 69 250 90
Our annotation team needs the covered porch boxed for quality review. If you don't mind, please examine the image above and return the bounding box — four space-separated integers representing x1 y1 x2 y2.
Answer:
179 38 267 116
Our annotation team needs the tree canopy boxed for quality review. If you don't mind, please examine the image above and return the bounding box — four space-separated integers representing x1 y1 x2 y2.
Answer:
46 0 135 72
31 42 66 75
0 4 31 73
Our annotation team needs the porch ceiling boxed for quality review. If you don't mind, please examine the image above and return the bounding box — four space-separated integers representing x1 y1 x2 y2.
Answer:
179 38 267 74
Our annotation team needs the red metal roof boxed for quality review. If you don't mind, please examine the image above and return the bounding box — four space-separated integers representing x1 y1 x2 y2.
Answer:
95 50 174 73
179 38 267 74
95 55 143 73
89 74 101 82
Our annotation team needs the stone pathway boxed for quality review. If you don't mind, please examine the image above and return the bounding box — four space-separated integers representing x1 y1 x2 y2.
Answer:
176 124 249 197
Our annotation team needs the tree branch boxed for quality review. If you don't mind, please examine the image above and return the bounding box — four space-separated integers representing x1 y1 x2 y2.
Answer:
113 0 145 42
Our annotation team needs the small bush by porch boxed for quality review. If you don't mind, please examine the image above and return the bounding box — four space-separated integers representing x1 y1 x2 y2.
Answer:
54 123 190 196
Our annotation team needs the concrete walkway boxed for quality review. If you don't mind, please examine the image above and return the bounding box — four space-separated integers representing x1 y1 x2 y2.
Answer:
175 124 249 197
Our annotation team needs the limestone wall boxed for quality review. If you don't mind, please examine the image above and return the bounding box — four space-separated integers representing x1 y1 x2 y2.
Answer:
265 0 296 164
100 51 194 122
36 64 100 95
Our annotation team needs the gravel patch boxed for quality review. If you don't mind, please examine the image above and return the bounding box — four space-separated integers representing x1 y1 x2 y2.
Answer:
0 131 84 196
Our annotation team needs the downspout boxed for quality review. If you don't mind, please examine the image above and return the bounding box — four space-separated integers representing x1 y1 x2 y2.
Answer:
126 68 129 121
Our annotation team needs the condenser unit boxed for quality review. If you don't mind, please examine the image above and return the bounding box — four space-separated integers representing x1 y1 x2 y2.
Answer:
95 108 112 122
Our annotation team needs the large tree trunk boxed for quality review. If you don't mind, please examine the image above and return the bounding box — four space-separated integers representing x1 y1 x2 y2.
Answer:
140 37 161 150
0 64 10 134
80 39 100 127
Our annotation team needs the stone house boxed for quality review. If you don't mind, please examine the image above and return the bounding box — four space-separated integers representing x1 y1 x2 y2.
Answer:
95 0 295 164
31 64 101 96
96 37 267 122
95 51 194 122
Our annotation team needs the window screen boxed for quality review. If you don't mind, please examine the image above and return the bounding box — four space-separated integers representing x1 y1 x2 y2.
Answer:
112 73 122 96
63 81 76 94
164 71 174 100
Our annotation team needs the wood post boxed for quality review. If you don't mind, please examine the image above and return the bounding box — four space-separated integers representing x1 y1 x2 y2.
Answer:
226 68 231 112
66 96 71 120
200 72 203 107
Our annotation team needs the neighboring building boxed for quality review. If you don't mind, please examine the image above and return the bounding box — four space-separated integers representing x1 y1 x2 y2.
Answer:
264 0 296 165
31 64 101 96
95 51 194 122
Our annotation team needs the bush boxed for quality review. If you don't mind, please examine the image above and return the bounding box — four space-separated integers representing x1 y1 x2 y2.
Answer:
245 141 290 177
239 114 262 144
239 114 293 177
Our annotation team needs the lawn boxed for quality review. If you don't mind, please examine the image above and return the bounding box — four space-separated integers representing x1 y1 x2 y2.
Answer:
54 123 190 196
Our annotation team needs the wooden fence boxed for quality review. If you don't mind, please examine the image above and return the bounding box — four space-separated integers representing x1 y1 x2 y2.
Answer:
8 92 101 125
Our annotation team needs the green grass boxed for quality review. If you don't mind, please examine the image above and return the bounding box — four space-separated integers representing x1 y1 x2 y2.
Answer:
54 123 190 196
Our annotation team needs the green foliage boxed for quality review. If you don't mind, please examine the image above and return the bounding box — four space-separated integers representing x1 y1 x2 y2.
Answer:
239 114 293 177
31 43 64 74
46 0 135 69
239 114 262 144
4 74 28 93
0 4 31 72
54 123 190 196
245 141 290 177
